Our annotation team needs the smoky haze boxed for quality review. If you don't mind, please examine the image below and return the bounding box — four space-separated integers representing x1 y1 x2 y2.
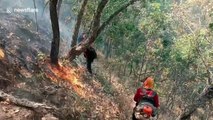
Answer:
0 0 76 56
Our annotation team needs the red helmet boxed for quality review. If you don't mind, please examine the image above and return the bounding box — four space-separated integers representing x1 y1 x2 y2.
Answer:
143 77 154 89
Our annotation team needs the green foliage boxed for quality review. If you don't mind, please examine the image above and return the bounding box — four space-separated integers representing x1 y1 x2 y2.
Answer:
139 2 172 38
102 0 129 20
209 23 213 31
174 35 194 60
66 0 213 117
37 52 46 61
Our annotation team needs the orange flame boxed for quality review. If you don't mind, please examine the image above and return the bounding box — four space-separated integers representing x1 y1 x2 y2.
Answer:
0 48 5 60
45 61 85 97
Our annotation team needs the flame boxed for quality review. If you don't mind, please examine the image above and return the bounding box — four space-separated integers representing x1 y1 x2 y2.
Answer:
45 61 85 97
0 48 5 60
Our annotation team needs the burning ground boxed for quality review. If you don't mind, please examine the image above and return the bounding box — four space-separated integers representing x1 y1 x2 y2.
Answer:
0 12 133 119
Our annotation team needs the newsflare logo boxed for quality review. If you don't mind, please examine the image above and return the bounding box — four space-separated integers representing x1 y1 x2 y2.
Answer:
6 8 12 13
0 8 12 13
0 8 38 14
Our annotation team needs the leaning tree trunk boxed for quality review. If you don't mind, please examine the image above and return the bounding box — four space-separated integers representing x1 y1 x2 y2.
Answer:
71 0 89 48
67 0 138 61
50 0 60 64
67 0 109 60
178 86 213 120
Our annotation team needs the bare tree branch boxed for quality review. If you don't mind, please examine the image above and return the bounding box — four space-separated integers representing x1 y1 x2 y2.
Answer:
87 0 109 44
178 86 213 120
42 0 49 17
194 35 212 85
33 0 38 32
71 0 89 47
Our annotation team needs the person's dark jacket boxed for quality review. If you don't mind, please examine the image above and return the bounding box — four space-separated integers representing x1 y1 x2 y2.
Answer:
84 47 97 60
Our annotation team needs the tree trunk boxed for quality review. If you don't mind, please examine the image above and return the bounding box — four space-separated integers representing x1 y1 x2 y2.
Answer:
104 37 111 59
57 0 62 17
71 0 89 47
129 62 133 75
67 0 109 60
178 86 213 120
88 0 109 44
50 0 60 64
67 0 138 61
33 0 38 32
42 1 49 16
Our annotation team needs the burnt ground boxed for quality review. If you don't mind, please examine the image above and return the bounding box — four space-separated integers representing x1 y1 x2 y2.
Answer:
0 13 134 120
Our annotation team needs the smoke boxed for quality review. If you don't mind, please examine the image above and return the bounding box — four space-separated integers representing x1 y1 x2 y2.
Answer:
0 0 76 57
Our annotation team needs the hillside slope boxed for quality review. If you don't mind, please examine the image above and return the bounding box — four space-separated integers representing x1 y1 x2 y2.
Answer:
0 13 134 120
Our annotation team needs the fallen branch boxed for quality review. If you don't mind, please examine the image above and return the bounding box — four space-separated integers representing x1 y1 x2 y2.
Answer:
0 90 58 115
178 86 213 120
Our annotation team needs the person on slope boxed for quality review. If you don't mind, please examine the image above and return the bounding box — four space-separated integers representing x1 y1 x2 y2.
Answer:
83 46 97 74
132 77 159 120
77 32 97 74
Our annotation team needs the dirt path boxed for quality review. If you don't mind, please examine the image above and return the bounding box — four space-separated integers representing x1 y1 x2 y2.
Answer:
90 55 136 119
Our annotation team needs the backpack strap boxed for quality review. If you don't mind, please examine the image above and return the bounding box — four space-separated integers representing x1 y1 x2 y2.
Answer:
141 88 148 97
140 88 156 106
